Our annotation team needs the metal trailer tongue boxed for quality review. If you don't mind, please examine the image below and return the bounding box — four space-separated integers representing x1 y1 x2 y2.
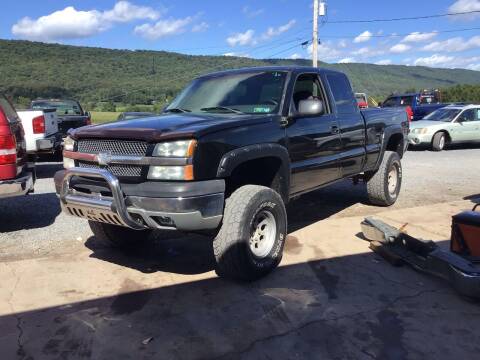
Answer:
360 216 480 300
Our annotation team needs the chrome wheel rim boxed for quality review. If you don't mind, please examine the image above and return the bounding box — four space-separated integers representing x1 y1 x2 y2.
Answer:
388 165 399 195
249 210 277 258
439 136 445 149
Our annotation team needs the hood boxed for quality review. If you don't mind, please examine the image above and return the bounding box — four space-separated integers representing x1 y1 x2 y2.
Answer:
72 113 273 142
410 120 449 129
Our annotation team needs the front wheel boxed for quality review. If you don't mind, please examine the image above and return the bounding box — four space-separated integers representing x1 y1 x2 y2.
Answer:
366 151 402 206
432 132 446 151
213 185 287 281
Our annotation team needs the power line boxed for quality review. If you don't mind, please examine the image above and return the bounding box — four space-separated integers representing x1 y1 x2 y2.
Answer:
321 27 480 39
328 10 480 23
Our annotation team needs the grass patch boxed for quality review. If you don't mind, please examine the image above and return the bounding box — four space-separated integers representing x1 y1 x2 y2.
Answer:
91 111 120 124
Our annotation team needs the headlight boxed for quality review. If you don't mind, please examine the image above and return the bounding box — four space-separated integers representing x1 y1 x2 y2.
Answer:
152 140 196 157
149 140 196 180
64 136 76 151
148 165 193 181
412 128 428 134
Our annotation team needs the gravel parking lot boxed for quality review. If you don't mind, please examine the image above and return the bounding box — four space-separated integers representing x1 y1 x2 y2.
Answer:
1 147 479 261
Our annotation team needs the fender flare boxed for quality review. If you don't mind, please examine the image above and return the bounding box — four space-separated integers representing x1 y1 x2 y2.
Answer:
217 143 291 201
375 125 405 169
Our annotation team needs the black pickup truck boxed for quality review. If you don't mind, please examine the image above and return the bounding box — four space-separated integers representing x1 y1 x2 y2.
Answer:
55 66 409 280
31 99 91 137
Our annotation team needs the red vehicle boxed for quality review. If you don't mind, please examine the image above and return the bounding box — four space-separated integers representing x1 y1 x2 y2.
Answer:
355 93 368 109
0 94 35 199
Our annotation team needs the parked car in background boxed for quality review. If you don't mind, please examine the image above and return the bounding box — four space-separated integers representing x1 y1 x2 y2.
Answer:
0 94 35 199
381 91 446 121
355 93 368 109
117 112 156 121
31 99 91 137
56 66 409 281
408 104 480 151
17 108 61 158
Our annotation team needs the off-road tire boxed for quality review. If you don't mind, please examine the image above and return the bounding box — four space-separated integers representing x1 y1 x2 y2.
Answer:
432 132 446 151
366 151 402 206
213 185 287 281
88 221 152 248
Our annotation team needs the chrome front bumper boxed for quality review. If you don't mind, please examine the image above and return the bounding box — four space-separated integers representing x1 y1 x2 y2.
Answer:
57 168 224 231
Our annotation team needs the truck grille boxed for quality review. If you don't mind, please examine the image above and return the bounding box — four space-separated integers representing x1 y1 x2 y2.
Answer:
78 161 143 177
77 139 148 156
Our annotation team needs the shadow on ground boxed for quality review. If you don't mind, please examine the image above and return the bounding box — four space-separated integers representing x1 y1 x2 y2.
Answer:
0 192 61 232
2 239 480 360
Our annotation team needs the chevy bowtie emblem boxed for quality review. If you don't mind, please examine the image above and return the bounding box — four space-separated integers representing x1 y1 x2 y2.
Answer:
97 152 112 166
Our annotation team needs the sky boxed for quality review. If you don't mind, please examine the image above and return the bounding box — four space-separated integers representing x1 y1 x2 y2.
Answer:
1 0 480 70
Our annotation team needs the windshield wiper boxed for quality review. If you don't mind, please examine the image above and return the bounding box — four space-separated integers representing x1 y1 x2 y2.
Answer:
164 108 191 113
200 106 245 114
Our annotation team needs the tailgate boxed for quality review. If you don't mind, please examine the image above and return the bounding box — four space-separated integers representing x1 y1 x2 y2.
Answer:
43 109 59 137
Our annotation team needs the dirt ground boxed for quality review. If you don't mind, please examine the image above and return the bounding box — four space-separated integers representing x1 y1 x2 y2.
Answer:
1 148 480 359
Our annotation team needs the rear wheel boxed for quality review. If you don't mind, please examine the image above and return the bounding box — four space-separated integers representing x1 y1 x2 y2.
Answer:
88 221 152 248
366 151 402 206
213 185 287 281
432 132 446 151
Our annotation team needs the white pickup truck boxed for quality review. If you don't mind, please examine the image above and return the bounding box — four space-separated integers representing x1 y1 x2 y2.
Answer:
17 108 62 157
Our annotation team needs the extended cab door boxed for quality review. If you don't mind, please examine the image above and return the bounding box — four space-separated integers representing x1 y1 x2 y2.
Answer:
324 72 366 177
286 73 342 195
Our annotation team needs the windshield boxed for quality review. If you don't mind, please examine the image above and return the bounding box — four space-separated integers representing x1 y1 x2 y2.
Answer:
166 71 288 115
31 100 83 116
423 108 461 122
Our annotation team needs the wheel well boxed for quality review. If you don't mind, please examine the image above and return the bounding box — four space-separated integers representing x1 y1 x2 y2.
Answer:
386 133 405 157
224 157 288 202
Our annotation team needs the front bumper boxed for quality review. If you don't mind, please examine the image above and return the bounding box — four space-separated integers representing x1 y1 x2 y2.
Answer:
0 171 34 199
54 168 225 231
408 132 433 146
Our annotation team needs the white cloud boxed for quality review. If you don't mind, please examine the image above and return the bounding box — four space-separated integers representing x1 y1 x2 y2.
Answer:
390 43 411 53
262 20 296 40
338 39 348 48
102 1 160 23
307 42 342 61
353 30 372 43
226 29 256 46
339 57 356 63
402 31 437 43
242 6 264 18
375 59 393 65
134 17 193 40
290 53 303 60
449 0 480 21
413 54 480 69
11 2 160 41
192 22 209 33
422 35 480 52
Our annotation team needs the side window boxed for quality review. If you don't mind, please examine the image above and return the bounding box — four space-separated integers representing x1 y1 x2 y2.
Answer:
326 73 357 114
292 73 328 113
461 109 475 122
476 109 480 121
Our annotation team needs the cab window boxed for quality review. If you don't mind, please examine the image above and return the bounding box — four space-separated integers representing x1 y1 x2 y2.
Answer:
326 73 357 114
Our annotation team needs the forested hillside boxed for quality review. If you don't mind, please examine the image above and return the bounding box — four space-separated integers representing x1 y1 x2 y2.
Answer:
1 39 479 109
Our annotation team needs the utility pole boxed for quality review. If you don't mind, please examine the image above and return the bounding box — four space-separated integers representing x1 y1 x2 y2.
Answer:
312 0 319 67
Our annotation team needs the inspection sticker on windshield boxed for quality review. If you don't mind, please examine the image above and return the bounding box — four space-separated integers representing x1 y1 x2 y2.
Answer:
254 107 272 113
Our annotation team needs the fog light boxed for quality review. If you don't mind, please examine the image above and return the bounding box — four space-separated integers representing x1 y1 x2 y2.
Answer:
63 157 75 169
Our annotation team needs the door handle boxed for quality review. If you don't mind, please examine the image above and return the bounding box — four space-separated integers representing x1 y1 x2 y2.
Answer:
331 125 340 135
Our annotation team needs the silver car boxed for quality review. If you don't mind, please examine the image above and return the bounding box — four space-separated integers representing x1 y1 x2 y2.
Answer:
408 105 480 151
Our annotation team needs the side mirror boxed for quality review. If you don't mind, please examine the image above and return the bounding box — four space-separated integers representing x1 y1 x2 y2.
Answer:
298 99 324 116
84 111 90 118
